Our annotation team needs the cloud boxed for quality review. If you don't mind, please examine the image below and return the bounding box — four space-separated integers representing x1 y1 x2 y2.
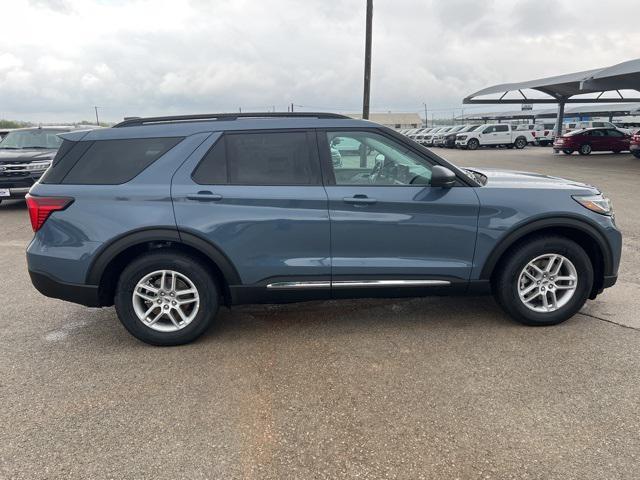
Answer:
1 0 639 122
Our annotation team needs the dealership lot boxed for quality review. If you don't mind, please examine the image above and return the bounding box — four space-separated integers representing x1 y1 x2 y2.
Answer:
1 148 639 479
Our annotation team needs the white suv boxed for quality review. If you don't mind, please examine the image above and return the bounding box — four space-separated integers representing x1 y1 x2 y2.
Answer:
456 124 534 150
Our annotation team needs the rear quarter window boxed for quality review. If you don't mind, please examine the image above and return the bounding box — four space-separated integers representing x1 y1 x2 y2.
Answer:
53 137 182 185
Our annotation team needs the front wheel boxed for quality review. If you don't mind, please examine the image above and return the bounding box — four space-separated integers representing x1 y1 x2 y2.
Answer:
115 250 219 345
514 137 527 149
494 236 593 326
467 138 480 150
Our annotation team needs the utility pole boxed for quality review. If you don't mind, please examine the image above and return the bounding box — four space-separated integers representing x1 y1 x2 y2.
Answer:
423 103 428 127
94 106 100 125
290 103 294 113
362 0 373 120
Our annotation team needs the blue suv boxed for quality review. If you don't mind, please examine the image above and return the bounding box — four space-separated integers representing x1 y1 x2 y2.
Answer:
26 113 621 345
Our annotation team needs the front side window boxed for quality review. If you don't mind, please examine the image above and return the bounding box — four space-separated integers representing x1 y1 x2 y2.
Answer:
327 131 433 186
606 129 625 137
483 126 494 134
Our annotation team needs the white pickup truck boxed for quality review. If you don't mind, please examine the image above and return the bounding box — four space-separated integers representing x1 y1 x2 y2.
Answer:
455 124 535 150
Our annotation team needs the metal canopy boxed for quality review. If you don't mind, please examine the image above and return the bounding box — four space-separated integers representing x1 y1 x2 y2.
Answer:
464 58 640 105
457 103 640 122
463 58 640 137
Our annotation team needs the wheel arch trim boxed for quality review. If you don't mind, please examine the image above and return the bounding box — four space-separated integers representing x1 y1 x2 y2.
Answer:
479 216 613 280
86 227 241 286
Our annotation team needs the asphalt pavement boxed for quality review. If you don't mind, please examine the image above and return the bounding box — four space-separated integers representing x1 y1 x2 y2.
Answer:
1 147 639 479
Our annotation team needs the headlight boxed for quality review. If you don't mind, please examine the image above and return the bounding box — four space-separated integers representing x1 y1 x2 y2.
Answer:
25 161 52 172
573 194 614 216
458 135 467 140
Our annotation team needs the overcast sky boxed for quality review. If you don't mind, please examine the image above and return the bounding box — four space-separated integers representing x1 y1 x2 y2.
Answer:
1 0 639 122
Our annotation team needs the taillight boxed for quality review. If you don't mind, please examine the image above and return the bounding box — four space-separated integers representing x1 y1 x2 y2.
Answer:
531 131 536 137
544 130 549 136
25 194 73 232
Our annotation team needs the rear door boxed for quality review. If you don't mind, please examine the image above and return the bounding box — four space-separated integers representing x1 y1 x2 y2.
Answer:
318 129 479 296
171 130 331 298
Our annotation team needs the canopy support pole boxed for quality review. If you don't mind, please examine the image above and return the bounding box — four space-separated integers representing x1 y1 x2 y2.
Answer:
555 100 566 140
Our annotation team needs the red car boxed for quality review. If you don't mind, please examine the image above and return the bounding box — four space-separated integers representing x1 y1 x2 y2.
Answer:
553 127 630 155
630 132 640 158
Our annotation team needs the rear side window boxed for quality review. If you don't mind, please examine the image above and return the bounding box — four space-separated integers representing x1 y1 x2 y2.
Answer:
61 137 182 185
193 131 319 185
495 125 509 132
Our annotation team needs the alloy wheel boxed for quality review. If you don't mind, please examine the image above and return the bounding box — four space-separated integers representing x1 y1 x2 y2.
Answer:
517 254 578 313
132 270 200 332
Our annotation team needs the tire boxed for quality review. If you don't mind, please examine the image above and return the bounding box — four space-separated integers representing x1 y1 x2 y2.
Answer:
562 149 574 155
467 138 479 150
506 144 514 149
514 137 527 149
579 144 592 155
633 151 640 159
494 236 593 326
115 250 220 346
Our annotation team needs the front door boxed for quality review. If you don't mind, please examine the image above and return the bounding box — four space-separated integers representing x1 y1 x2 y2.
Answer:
319 129 480 297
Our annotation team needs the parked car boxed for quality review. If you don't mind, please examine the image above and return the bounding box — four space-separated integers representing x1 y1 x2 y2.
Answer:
414 128 435 146
434 125 465 148
0 127 72 203
422 127 444 147
432 126 455 147
447 125 480 148
534 123 556 146
553 128 631 155
630 132 640 158
456 124 534 150
26 112 621 345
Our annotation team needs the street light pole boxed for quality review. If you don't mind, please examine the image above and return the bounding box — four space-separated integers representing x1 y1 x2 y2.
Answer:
423 103 428 127
362 0 373 120
94 106 100 125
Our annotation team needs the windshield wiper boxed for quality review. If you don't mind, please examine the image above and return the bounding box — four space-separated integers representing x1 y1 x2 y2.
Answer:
21 146 49 149
0 146 19 150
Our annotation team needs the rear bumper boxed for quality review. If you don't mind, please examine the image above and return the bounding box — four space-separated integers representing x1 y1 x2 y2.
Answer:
29 270 101 307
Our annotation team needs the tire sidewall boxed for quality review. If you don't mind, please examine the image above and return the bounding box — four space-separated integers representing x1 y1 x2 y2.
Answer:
115 252 219 345
468 139 479 150
496 237 593 326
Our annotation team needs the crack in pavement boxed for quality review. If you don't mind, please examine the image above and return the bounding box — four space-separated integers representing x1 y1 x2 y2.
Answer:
579 311 640 332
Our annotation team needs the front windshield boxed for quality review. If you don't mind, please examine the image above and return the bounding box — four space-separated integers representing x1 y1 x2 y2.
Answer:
0 129 65 149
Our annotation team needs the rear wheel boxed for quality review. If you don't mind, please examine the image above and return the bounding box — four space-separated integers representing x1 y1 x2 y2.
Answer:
467 138 480 150
579 144 592 155
494 236 593 326
115 250 219 346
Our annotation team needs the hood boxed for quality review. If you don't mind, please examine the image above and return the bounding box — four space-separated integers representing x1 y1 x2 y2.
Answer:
466 167 599 192
0 148 56 163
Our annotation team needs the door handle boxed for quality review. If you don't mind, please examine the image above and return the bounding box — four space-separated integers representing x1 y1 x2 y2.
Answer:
343 195 377 205
186 191 223 202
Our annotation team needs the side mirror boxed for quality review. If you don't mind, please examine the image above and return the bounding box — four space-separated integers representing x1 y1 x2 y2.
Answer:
431 166 456 188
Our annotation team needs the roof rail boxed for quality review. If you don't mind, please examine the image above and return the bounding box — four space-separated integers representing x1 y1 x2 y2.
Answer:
113 112 350 128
